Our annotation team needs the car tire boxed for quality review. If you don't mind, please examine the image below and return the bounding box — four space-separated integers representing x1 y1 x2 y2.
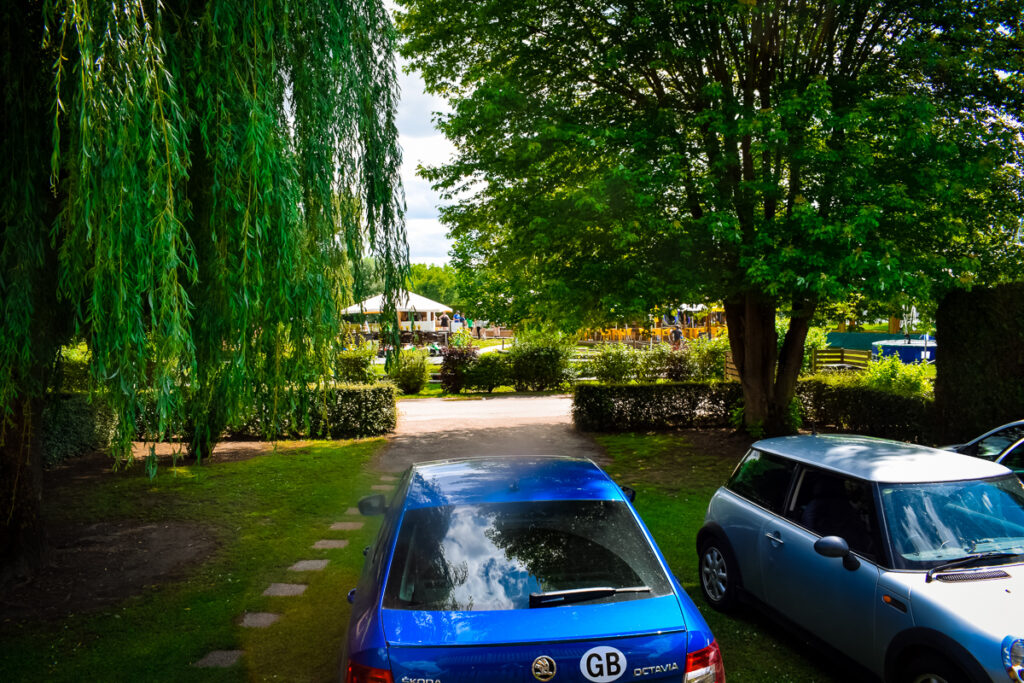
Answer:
698 537 739 612
901 653 971 683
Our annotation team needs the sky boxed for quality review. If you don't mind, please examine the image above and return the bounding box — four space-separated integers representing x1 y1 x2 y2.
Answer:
395 56 456 265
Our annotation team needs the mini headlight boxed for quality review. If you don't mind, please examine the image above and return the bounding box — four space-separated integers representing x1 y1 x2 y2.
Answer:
1003 636 1024 682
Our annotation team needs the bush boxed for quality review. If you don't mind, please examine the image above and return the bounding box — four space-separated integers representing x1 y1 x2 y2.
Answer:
440 345 478 393
389 349 430 395
507 332 575 391
688 334 730 380
797 376 934 442
335 342 377 384
236 383 397 439
635 343 674 383
662 347 696 381
573 382 743 432
862 354 932 398
466 353 509 393
590 344 638 383
41 392 117 466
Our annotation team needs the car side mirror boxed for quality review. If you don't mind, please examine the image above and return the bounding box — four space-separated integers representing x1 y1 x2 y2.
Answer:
358 494 387 516
814 535 860 571
621 486 637 503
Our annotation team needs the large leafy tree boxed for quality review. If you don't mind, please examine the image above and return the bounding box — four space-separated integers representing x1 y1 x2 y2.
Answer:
1 0 407 580
397 0 1024 433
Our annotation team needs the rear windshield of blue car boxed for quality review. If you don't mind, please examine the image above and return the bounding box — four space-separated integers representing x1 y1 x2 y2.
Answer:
383 500 673 611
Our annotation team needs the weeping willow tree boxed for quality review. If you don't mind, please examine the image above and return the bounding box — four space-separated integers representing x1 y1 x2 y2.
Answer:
0 0 407 580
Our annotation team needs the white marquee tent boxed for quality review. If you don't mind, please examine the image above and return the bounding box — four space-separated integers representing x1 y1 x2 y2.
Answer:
342 292 454 332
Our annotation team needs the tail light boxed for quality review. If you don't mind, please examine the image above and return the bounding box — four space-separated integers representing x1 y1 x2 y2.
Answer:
685 640 726 683
346 660 394 683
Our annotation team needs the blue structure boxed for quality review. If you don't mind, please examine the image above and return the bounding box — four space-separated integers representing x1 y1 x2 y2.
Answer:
872 335 936 363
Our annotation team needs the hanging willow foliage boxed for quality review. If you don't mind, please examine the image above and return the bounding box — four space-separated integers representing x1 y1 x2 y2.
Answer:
9 0 407 465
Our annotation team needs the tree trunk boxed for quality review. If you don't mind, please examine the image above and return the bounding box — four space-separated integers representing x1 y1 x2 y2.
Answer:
725 293 816 436
0 397 47 586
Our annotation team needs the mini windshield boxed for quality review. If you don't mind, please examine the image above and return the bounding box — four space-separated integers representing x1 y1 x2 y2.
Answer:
383 500 672 611
880 475 1024 570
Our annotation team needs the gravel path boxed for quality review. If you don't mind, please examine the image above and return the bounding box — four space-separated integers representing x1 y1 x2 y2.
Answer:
374 395 606 472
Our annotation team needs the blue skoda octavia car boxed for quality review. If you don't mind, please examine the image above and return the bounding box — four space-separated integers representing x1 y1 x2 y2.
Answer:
343 456 724 683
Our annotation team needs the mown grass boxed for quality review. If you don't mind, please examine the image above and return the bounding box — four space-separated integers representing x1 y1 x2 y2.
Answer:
597 432 856 683
0 440 387 683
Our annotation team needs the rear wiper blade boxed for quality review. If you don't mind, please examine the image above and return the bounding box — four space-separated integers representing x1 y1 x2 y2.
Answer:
529 586 650 608
925 552 1021 583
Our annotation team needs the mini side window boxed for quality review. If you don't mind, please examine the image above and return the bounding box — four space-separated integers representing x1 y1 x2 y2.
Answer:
726 450 796 513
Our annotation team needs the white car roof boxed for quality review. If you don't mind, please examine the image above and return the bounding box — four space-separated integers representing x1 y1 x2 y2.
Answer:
753 434 1012 484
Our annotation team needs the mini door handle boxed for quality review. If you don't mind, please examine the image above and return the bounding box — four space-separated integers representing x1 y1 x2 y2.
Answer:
765 531 784 545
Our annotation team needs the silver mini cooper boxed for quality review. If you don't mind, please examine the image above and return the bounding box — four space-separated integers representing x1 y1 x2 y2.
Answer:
698 434 1024 683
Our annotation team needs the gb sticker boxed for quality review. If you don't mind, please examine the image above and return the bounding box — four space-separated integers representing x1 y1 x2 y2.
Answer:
580 646 626 683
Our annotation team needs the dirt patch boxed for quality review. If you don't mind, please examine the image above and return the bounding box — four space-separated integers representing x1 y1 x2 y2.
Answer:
0 520 217 624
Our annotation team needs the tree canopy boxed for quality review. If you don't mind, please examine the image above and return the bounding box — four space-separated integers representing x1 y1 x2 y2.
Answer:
1 0 407 578
397 0 1024 431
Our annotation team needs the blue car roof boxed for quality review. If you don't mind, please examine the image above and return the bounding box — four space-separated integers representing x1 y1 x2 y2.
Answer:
401 456 624 509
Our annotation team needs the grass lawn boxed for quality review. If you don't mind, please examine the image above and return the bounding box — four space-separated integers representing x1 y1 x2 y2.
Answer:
0 440 387 683
597 432 857 683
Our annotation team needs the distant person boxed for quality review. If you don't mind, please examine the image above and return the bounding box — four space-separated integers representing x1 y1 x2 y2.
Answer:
453 311 463 324
440 312 450 329
670 325 683 348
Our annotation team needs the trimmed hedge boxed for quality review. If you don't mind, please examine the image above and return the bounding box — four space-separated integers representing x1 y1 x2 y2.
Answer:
574 378 936 442
41 392 116 466
573 382 743 431
466 353 509 393
934 283 1024 443
507 336 575 391
233 383 397 439
440 345 478 393
797 379 933 443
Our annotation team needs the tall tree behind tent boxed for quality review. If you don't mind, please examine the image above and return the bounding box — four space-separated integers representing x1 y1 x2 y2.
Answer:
0 0 408 582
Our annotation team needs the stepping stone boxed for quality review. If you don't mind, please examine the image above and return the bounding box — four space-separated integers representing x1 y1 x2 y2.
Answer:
345 507 360 515
379 475 397 482
313 539 349 550
289 559 329 571
263 583 307 597
240 612 280 628
330 522 364 531
371 484 392 491
194 650 243 668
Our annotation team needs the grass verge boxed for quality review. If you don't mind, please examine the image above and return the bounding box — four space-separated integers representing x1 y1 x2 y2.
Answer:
597 432 855 683
0 440 387 683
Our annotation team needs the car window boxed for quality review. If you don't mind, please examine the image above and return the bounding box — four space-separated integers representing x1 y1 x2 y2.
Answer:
726 449 796 513
879 475 1024 570
786 468 882 561
999 440 1024 472
970 426 1024 458
383 500 672 611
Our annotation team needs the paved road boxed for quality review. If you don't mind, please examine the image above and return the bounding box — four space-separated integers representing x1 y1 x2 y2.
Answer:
374 395 607 472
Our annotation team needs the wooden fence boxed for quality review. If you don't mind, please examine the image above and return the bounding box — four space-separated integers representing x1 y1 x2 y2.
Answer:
811 347 871 373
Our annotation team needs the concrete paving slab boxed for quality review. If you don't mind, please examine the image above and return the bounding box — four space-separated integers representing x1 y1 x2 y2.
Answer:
194 650 243 668
289 559 329 571
313 539 349 550
263 583 307 597
379 475 397 482
371 484 392 491
345 507 360 515
330 522 364 531
240 612 280 628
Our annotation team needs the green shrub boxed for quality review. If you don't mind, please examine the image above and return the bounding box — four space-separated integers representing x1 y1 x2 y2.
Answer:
507 332 575 391
55 342 93 392
635 343 674 382
688 334 730 380
466 353 509 393
389 349 430 395
802 326 830 374
573 382 743 431
41 392 117 466
662 347 695 381
591 344 638 383
335 342 377 384
862 354 932 398
236 383 397 439
797 376 934 442
440 345 478 393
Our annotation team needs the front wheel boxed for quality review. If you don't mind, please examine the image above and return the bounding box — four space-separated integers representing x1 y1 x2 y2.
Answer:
901 653 970 683
698 538 739 612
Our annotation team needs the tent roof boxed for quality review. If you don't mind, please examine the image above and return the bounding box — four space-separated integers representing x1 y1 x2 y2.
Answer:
342 292 453 315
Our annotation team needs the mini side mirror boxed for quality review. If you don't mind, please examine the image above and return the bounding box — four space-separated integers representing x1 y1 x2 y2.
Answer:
814 535 860 571
621 486 637 503
358 494 387 516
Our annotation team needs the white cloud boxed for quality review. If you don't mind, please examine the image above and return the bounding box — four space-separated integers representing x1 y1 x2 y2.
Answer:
406 217 452 264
